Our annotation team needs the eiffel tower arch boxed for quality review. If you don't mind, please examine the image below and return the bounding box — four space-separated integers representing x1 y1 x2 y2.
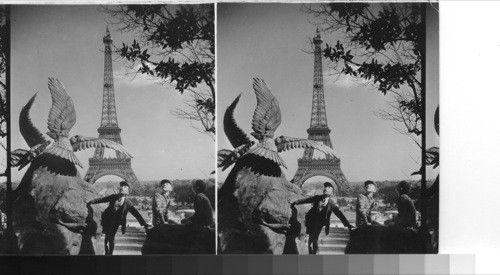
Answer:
293 159 348 194
292 29 349 193
84 27 139 186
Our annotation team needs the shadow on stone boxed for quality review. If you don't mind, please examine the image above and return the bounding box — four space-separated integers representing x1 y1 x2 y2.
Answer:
345 225 426 254
142 224 215 254
283 205 303 254
79 204 99 255
219 154 282 197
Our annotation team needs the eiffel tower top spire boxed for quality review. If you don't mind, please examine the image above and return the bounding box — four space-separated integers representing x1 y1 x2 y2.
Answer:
100 27 119 128
309 28 329 133
104 25 112 43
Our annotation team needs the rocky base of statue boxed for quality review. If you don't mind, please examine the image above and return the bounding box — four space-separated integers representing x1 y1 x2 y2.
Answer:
345 225 426 254
0 229 20 254
218 155 309 254
142 224 215 254
11 155 104 254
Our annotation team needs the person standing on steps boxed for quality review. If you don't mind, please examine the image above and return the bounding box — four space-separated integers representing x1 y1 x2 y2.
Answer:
87 181 149 255
291 182 353 254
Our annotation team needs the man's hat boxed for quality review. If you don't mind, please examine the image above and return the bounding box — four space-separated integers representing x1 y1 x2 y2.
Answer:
119 181 130 187
364 180 376 188
160 179 172 186
323 182 334 188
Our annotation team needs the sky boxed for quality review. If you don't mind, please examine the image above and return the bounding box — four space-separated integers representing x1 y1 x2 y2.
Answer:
217 3 439 183
10 5 215 182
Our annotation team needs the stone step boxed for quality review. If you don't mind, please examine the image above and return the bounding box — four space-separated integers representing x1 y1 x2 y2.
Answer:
320 233 349 237
326 228 350 232
322 237 349 241
317 228 349 255
113 239 145 245
320 244 347 248
319 239 349 245
115 232 145 237
319 250 345 255
319 249 345 254
320 235 349 239
318 243 346 248
115 235 145 240
317 248 346 254
113 250 141 256
121 229 145 234
98 225 146 255
114 242 143 248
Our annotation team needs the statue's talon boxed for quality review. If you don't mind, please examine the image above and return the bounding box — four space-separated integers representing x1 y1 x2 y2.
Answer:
58 221 87 234
255 218 291 234
50 215 87 234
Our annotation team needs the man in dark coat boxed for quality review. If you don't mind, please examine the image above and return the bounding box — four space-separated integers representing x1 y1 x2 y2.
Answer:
291 182 353 254
395 181 417 228
87 181 149 255
182 180 213 227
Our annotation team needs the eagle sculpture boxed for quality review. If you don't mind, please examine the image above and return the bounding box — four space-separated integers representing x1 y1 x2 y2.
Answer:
11 77 132 170
218 78 338 171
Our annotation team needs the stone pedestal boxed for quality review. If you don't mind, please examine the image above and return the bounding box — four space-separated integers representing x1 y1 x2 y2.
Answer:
218 155 309 254
142 224 215 254
12 155 104 255
345 225 425 254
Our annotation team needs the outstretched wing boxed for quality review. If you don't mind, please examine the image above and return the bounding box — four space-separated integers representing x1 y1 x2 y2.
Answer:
11 141 51 170
218 142 255 171
251 78 281 141
44 141 83 167
19 93 47 147
11 149 28 168
47 77 76 138
275 136 339 158
70 135 132 158
217 149 234 170
224 94 251 148
248 143 287 168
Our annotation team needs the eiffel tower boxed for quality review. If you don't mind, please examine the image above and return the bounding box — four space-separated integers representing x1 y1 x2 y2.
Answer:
84 27 139 186
292 29 348 193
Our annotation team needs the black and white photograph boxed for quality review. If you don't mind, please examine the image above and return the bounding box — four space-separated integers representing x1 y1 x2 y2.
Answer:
3 0 500 273
0 6 6 242
217 2 439 254
0 4 215 255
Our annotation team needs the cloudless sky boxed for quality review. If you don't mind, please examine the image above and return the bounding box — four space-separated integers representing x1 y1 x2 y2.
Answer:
217 3 438 183
10 5 215 182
